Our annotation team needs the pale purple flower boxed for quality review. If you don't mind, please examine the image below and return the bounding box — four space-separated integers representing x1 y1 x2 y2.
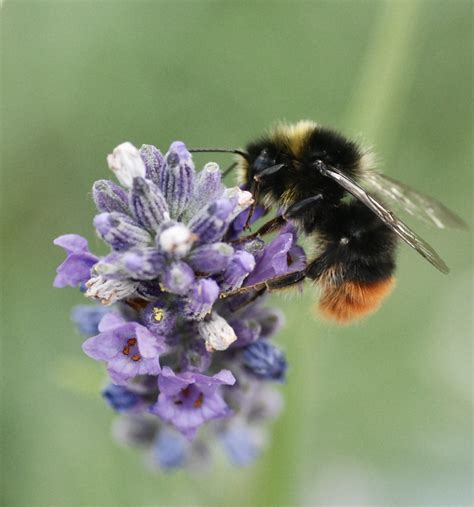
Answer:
150 367 235 439
82 313 165 384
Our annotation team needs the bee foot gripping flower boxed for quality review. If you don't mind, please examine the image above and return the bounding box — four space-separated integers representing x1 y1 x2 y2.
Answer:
53 140 306 470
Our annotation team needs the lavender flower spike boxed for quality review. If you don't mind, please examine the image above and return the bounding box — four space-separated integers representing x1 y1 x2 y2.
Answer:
54 139 304 469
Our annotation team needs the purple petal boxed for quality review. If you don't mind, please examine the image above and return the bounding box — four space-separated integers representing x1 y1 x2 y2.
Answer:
53 252 98 288
107 354 141 384
82 331 123 361
98 313 127 332
53 234 89 254
220 250 256 291
244 233 293 286
158 366 190 395
135 325 165 358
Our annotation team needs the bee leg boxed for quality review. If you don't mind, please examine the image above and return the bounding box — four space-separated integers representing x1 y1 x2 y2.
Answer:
231 215 287 244
221 269 307 298
244 163 286 229
265 269 307 290
227 287 267 312
244 179 261 230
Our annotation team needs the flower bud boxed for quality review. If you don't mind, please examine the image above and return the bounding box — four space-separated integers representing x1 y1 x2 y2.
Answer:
187 243 234 273
94 212 151 251
162 261 195 295
188 198 235 244
257 307 285 338
242 340 287 382
220 424 264 466
122 248 165 280
71 305 110 336
221 250 256 291
198 312 237 352
184 279 219 320
223 187 254 220
107 142 146 188
93 252 129 279
188 162 224 213
92 179 130 214
130 177 169 231
153 428 189 469
139 144 165 185
161 142 195 219
102 384 140 412
227 318 261 347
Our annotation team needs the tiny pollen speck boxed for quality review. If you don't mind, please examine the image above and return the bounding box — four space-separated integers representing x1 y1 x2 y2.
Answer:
152 308 165 322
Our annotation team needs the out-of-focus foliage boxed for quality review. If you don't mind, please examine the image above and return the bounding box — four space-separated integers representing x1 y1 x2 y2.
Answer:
1 1 472 505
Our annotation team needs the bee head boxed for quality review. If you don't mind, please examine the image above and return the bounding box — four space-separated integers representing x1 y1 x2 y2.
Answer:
240 142 281 188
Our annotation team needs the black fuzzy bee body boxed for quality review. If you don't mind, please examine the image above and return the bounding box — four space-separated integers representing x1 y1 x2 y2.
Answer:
191 120 465 323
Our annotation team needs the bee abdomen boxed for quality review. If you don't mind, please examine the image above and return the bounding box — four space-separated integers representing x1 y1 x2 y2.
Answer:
318 276 395 324
306 200 398 323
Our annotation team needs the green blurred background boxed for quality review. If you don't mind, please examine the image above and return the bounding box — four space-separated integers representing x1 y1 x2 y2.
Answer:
1 1 472 505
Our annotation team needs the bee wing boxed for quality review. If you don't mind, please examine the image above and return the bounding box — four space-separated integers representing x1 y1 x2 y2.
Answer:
362 172 467 230
317 164 450 274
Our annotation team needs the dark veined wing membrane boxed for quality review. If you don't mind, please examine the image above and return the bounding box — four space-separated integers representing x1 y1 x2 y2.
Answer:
316 163 450 274
362 172 467 230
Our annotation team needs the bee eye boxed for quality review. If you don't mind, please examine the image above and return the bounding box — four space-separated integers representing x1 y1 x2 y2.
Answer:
253 149 276 174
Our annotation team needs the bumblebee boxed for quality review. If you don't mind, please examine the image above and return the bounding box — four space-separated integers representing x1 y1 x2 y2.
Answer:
191 121 466 323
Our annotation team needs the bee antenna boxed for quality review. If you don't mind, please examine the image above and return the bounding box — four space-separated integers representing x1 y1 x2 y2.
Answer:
189 148 249 161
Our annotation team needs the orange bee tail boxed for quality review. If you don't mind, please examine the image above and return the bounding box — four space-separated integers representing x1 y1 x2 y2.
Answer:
318 277 396 324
